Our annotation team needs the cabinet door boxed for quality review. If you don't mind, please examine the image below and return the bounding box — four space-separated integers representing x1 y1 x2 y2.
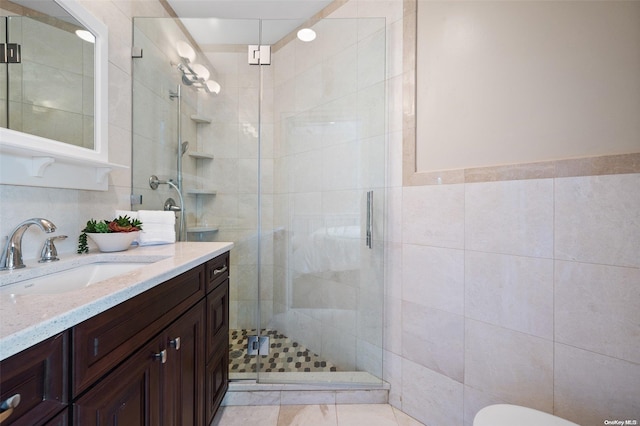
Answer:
73 338 162 426
205 279 229 363
205 281 229 424
162 302 205 426
0 332 67 426
205 347 228 425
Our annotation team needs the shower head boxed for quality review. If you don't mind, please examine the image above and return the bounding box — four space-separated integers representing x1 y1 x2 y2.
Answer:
181 141 189 156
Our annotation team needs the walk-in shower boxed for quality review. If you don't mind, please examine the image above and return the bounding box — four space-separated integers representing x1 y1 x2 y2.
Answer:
132 15 386 387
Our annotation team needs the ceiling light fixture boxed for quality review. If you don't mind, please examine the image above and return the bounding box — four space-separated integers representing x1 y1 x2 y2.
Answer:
297 28 316 42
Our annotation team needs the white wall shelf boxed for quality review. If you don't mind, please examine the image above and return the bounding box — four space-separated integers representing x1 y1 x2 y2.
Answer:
187 226 219 233
0 147 127 191
185 189 217 196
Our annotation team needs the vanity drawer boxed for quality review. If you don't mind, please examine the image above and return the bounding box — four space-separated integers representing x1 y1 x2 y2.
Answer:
72 264 206 396
0 332 68 426
206 252 229 293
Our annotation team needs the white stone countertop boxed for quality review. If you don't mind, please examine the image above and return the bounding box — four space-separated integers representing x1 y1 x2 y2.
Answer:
0 242 233 361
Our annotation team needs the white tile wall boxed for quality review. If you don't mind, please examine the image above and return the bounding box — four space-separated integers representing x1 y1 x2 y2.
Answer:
555 174 640 268
464 320 554 411
554 260 640 364
554 344 640 425
465 252 554 339
401 184 465 249
465 179 554 258
397 173 640 426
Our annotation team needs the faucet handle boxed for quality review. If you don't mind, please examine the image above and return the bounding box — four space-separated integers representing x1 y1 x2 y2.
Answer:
39 235 67 263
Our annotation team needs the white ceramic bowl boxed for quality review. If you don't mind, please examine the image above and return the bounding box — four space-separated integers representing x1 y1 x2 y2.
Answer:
87 232 138 252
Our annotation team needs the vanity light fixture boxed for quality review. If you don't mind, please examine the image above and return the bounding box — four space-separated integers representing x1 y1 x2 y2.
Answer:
176 41 196 63
75 29 95 43
297 28 316 42
175 41 221 94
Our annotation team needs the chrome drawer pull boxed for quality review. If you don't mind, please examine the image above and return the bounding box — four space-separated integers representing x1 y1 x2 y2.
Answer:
169 337 181 351
154 349 167 364
213 265 228 275
0 393 21 423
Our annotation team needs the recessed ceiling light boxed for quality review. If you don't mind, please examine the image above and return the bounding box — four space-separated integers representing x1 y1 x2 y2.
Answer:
297 28 316 42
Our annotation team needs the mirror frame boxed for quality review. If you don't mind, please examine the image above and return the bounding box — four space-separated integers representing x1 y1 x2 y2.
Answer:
0 0 109 165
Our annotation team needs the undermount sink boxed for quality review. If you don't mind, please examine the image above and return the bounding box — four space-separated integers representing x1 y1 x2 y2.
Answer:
0 262 151 296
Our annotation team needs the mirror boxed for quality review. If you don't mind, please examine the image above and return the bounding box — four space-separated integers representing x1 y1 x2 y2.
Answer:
2 6 95 149
0 0 110 169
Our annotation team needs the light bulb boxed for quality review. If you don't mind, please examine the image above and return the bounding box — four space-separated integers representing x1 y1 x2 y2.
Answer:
176 41 196 63
191 63 210 81
205 80 221 94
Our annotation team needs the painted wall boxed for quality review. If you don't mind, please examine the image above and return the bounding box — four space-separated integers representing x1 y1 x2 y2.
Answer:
415 0 640 172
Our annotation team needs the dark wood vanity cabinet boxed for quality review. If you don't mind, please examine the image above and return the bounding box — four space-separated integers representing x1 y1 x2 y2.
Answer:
72 252 230 426
0 332 68 425
0 251 230 426
73 302 205 426
71 265 206 397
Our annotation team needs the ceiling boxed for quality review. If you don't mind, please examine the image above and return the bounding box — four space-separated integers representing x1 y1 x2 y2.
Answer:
165 0 334 45
11 0 332 45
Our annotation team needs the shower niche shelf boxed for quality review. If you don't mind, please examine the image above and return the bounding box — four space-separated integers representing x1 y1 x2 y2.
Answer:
187 226 219 233
190 115 212 124
189 152 215 160
186 188 217 196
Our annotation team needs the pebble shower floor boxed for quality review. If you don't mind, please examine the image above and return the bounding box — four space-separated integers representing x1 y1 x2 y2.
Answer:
228 329 338 373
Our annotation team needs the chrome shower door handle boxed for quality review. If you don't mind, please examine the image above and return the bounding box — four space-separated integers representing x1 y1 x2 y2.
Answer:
366 190 373 249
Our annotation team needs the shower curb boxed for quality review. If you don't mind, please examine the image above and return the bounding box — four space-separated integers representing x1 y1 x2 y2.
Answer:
222 380 390 406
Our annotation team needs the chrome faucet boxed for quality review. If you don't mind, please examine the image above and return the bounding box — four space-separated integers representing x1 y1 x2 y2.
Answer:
1 218 57 270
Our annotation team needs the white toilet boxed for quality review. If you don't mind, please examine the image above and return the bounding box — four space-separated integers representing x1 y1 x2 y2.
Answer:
473 404 580 426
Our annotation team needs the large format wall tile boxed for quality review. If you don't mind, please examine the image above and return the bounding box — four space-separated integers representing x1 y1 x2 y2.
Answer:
555 174 640 268
402 244 464 315
465 251 554 339
554 344 640 426
402 301 464 381
402 184 465 249
464 320 553 412
465 179 553 258
555 260 640 364
402 359 464 426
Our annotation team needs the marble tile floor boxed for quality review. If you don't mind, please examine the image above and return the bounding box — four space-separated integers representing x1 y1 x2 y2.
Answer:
211 404 426 426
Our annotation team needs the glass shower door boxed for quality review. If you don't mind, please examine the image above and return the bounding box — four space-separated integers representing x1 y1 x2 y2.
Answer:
258 17 386 384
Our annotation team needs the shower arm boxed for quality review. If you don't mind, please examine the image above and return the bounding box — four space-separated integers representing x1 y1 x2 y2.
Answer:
149 175 187 241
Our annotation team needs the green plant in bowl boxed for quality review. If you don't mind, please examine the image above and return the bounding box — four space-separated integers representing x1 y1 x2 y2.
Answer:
78 216 143 254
